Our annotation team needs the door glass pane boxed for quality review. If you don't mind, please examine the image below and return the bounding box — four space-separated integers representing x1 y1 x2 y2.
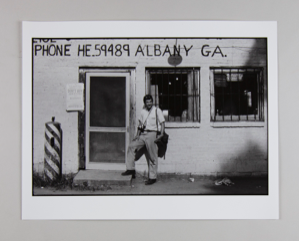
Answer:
89 132 125 163
90 77 126 127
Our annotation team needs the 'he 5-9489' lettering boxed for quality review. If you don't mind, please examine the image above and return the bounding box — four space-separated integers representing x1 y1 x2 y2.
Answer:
77 44 130 57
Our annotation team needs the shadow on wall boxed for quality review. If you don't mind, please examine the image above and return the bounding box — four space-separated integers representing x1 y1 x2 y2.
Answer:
245 38 268 108
215 38 268 178
244 38 267 67
217 140 268 178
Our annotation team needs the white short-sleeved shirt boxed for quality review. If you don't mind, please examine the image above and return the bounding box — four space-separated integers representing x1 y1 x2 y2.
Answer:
139 106 165 132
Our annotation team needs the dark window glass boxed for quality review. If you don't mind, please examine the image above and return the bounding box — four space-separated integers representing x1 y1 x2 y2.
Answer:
211 68 264 121
147 68 200 122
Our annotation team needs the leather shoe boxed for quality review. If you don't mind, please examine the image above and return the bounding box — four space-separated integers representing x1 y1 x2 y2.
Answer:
145 179 156 185
121 170 136 178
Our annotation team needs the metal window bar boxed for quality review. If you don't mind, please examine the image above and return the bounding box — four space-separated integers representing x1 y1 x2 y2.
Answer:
173 69 176 121
262 69 264 121
221 69 224 121
148 68 199 122
198 69 201 122
193 68 198 121
154 73 158 107
245 69 248 120
229 69 232 121
212 69 216 121
192 69 196 121
180 70 183 122
254 69 260 121
212 67 264 122
260 68 264 121
161 70 164 111
237 68 241 121
259 70 262 120
167 69 170 121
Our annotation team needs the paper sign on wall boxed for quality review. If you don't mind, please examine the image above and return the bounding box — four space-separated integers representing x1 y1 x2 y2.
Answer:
66 83 84 111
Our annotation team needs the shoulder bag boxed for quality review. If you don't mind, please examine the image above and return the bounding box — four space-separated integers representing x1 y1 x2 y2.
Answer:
156 108 169 159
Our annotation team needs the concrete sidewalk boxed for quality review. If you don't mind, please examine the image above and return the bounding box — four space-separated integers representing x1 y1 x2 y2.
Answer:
33 173 268 196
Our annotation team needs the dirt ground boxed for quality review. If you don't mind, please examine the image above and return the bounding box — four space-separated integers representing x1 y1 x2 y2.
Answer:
33 174 268 196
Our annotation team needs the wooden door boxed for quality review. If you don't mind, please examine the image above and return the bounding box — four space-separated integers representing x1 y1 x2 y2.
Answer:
85 72 130 169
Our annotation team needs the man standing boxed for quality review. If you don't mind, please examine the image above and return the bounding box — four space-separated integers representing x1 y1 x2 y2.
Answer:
121 94 165 185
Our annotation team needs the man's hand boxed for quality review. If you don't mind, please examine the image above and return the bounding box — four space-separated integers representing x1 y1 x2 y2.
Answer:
155 122 165 143
133 129 141 141
154 134 163 143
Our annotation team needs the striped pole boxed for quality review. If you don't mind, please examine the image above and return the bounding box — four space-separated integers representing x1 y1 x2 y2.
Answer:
44 117 61 181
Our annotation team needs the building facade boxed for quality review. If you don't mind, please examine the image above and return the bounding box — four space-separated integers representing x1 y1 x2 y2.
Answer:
33 38 268 177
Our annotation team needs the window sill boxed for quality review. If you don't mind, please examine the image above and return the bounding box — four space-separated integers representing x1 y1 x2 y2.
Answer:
211 121 265 128
165 122 200 128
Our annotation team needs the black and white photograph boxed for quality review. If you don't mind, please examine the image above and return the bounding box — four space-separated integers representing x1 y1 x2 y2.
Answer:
22 21 278 219
32 37 268 195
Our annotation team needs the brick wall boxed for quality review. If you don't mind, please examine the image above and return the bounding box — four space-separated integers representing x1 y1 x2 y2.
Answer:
33 38 267 176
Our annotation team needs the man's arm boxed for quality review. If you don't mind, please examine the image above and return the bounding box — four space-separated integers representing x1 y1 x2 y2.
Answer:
155 122 165 142
133 120 142 141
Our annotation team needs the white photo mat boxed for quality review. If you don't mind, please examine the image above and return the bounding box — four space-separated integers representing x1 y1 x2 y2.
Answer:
22 21 278 220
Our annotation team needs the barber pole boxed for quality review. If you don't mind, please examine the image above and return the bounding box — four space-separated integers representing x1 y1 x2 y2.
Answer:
44 117 62 181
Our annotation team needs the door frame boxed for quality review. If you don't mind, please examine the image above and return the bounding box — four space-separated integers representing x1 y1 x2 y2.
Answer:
82 69 135 171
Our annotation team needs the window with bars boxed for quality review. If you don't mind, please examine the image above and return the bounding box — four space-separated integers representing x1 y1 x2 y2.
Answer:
146 68 200 122
210 67 264 122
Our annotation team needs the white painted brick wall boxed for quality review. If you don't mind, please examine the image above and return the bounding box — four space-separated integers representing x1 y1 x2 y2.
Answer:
33 38 268 176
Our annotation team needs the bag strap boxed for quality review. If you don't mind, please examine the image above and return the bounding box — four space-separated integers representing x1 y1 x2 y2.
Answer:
156 108 166 159
142 107 153 127
156 108 158 132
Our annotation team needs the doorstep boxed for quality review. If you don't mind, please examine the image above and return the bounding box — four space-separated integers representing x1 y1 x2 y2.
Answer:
72 170 132 187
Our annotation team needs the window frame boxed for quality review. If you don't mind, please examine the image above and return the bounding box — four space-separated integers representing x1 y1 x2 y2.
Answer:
210 67 265 123
146 67 200 128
